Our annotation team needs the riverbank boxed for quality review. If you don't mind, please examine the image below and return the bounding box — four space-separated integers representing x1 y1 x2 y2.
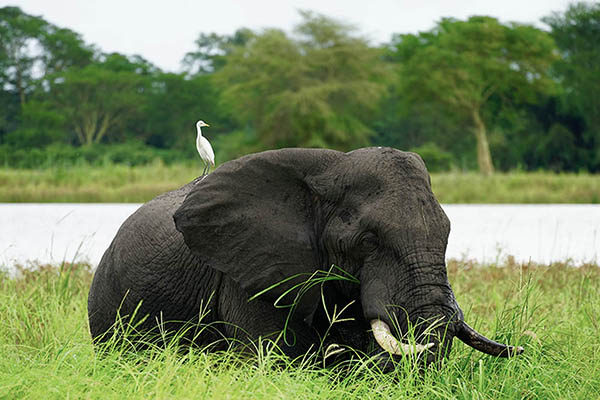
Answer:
0 259 598 398
431 172 600 203
0 163 598 203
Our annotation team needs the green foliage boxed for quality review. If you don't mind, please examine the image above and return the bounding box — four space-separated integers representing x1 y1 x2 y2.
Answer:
0 142 187 169
45 60 148 146
211 129 263 162
216 11 387 151
0 6 49 105
374 95 477 170
183 28 254 74
3 100 66 147
410 142 453 172
1 6 600 173
141 73 231 150
543 2 600 171
388 17 558 174
0 6 93 105
1 260 599 398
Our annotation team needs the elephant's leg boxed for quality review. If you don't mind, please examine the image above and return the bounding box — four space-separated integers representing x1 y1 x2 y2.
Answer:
217 277 321 359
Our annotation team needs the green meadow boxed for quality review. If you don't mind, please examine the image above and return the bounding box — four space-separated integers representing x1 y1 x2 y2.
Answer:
0 259 598 399
1 164 598 203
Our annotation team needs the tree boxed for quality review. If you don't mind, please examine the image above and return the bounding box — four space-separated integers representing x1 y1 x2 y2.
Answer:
0 6 93 106
543 2 600 170
0 6 93 145
141 72 231 150
2 99 66 147
215 11 387 150
47 57 148 146
38 25 94 76
0 6 47 106
389 17 557 174
182 28 254 75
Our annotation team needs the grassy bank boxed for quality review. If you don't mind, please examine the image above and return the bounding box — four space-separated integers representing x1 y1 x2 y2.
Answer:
0 163 599 203
0 162 198 203
0 259 598 399
431 172 600 203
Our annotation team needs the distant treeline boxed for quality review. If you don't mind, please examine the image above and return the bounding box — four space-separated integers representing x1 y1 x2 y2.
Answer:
1 4 599 173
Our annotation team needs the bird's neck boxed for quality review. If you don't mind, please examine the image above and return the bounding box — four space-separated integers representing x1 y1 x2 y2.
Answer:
196 127 204 138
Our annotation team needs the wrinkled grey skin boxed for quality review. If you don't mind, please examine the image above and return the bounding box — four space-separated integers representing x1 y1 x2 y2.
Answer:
88 148 496 366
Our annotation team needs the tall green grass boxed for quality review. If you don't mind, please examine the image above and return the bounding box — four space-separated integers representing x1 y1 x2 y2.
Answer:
1 259 598 398
0 164 598 203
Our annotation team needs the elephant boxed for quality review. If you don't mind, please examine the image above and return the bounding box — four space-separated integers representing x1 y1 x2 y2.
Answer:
87 147 522 367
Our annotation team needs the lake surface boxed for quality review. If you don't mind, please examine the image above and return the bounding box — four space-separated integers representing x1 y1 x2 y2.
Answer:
1 203 599 270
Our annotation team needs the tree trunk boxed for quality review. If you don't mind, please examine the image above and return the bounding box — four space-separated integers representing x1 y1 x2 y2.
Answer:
94 113 111 144
83 111 98 145
16 66 26 106
472 107 494 176
73 125 86 145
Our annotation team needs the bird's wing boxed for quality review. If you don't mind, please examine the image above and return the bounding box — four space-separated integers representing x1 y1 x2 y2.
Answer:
203 137 215 165
196 136 203 156
198 136 215 165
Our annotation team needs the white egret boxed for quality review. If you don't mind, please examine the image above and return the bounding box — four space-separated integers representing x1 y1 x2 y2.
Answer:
195 120 214 175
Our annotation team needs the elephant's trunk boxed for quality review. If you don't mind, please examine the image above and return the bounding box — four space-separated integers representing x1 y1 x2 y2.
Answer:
361 260 459 359
363 276 524 360
361 256 524 360
455 321 524 357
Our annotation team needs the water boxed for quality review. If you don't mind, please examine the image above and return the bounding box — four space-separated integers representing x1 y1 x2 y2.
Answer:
0 204 140 269
1 203 598 270
443 204 599 264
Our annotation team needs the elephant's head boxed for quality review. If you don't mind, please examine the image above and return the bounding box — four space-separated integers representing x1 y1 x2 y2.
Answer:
174 147 522 363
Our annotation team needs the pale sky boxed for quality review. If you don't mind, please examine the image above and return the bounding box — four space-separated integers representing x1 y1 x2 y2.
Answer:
3 0 580 72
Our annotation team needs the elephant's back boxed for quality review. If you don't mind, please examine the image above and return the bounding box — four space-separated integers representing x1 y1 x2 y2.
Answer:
88 178 212 341
103 179 197 271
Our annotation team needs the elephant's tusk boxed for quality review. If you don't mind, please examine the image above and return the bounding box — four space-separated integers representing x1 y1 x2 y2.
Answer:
370 319 434 356
455 321 524 357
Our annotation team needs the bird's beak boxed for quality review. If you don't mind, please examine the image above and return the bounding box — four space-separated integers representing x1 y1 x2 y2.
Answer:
205 124 210 127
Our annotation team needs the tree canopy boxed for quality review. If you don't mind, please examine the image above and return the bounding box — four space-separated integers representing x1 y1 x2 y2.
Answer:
1 4 598 173
388 16 557 174
543 2 600 169
215 11 387 150
0 6 93 105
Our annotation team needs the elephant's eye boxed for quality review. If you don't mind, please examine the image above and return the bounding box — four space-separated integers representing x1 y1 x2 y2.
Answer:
360 232 379 252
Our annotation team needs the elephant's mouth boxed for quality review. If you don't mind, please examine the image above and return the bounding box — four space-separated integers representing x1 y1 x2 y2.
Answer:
370 319 524 358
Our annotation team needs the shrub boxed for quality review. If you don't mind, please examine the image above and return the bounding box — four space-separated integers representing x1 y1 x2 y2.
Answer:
0 142 193 169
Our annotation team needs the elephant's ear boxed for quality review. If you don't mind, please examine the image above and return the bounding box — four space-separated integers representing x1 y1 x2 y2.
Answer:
173 148 342 317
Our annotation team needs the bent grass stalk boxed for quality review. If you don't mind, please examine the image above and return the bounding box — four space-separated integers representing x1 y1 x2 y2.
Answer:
248 264 359 347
